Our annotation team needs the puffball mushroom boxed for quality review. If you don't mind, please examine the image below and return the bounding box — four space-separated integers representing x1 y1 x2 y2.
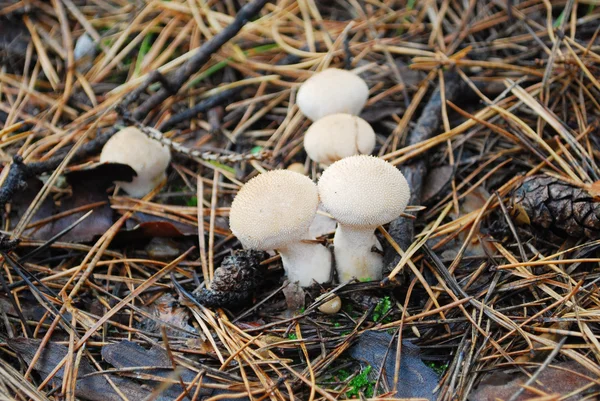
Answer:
229 170 332 287
318 155 410 282
100 127 171 197
297 68 369 121
304 113 376 165
318 295 342 314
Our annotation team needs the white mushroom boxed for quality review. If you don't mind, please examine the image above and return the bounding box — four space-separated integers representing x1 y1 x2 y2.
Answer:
304 113 376 165
100 127 171 197
286 163 337 238
318 155 410 282
229 170 332 287
297 68 369 121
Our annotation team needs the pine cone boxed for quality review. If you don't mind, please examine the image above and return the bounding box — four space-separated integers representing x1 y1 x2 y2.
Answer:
511 175 600 239
192 249 268 307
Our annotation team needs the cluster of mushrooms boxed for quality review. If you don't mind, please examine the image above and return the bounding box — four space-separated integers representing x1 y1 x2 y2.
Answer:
230 69 411 287
96 68 411 289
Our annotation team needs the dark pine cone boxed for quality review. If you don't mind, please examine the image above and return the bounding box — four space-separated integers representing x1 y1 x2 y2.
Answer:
511 175 600 239
193 249 268 307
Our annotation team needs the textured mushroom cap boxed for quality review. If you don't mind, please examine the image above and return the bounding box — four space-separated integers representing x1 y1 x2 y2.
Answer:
230 170 319 250
304 113 375 164
297 69 369 121
100 127 171 197
318 155 410 227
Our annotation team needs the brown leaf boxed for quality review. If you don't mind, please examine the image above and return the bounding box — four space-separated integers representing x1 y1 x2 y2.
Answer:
422 165 453 203
470 361 598 401
15 163 135 243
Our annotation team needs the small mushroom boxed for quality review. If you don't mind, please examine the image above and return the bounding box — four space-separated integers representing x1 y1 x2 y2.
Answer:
297 68 369 121
318 155 410 282
318 295 342 314
229 170 332 287
304 113 376 165
286 162 306 175
100 127 171 197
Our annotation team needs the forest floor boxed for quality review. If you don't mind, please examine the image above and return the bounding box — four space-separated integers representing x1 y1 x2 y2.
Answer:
1 0 600 400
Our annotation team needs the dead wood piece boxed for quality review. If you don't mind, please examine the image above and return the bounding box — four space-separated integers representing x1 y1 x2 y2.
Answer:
7 337 170 401
384 72 463 269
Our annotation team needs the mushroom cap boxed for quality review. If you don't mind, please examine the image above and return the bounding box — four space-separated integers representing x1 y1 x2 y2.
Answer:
297 68 369 121
318 155 410 227
230 170 319 250
318 295 342 314
286 162 306 175
100 127 171 197
304 113 376 164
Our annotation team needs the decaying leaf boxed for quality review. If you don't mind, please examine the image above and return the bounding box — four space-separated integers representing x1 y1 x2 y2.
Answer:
422 165 454 203
14 163 135 242
348 331 439 400
137 293 198 338
470 361 598 401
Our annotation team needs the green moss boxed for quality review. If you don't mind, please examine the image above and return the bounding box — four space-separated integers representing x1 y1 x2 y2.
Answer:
345 365 374 398
372 296 392 322
426 361 448 375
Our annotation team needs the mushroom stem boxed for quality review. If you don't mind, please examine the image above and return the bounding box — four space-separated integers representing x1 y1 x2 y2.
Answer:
333 225 383 282
278 241 332 287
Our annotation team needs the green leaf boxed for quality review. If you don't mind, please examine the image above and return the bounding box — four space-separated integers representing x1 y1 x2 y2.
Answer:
134 33 154 76
553 9 565 28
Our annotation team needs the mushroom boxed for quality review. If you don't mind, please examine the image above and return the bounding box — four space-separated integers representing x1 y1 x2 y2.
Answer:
286 162 337 238
229 170 332 287
318 155 410 282
304 113 376 165
100 127 171 197
297 68 369 121
286 162 306 175
318 295 342 314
